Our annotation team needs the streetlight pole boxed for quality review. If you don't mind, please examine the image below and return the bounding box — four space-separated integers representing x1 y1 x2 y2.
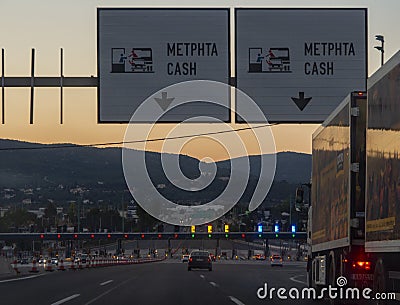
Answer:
375 35 384 67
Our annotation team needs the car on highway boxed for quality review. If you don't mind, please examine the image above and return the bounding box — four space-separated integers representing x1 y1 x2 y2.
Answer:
188 250 212 271
51 257 58 265
20 258 29 264
270 254 283 267
181 254 189 263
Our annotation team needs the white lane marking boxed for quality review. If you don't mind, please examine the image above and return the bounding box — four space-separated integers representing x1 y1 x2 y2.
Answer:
84 278 131 305
0 273 46 283
100 280 114 286
229 296 246 305
51 294 80 305
200 274 205 279
209 281 218 287
289 274 307 285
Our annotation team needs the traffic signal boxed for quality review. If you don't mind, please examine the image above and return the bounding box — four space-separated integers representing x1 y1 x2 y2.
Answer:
207 225 213 233
191 226 196 233
224 224 229 233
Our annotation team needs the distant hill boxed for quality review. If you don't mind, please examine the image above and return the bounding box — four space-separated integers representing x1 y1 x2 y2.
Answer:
217 152 311 184
0 140 311 204
0 139 311 188
0 139 200 187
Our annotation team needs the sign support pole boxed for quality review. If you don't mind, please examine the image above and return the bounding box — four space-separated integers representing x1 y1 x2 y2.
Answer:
1 48 4 124
30 48 35 124
60 48 64 124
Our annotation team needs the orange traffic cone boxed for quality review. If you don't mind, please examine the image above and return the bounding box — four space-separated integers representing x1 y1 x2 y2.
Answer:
12 260 20 274
45 261 54 272
69 259 76 271
30 259 39 273
58 259 65 271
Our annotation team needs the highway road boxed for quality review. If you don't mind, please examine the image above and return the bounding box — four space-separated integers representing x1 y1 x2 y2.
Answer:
0 259 324 305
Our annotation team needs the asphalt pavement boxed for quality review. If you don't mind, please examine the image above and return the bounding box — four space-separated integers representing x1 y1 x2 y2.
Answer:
0 259 322 305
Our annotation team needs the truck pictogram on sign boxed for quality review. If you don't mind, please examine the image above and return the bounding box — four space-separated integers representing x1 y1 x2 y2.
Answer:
111 47 154 73
248 47 291 73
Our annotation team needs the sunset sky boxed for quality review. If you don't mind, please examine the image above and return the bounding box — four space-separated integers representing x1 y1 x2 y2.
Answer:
0 0 399 161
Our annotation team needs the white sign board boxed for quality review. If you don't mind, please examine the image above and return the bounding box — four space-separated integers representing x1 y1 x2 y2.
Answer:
235 9 367 123
98 8 230 123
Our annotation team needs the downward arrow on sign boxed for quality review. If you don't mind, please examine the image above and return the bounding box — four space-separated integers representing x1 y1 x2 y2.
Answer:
291 92 312 111
154 92 175 111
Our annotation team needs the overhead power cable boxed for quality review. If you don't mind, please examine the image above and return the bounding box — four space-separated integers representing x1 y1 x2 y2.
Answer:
0 123 276 151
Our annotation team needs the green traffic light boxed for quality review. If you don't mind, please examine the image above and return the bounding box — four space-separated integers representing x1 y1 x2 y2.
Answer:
258 234 262 238
292 234 295 238
191 234 195 238
225 234 228 238
208 234 212 238
275 234 278 238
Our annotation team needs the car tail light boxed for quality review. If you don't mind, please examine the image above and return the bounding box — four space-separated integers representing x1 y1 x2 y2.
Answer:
189 258 193 262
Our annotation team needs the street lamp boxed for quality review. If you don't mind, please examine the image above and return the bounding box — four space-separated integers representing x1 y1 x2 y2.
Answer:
374 35 384 67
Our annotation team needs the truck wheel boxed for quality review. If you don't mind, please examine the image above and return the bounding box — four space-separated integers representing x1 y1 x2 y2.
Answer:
373 259 390 305
328 257 340 305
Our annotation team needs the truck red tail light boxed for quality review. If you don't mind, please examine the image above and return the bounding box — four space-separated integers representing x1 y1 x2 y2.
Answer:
352 261 371 270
